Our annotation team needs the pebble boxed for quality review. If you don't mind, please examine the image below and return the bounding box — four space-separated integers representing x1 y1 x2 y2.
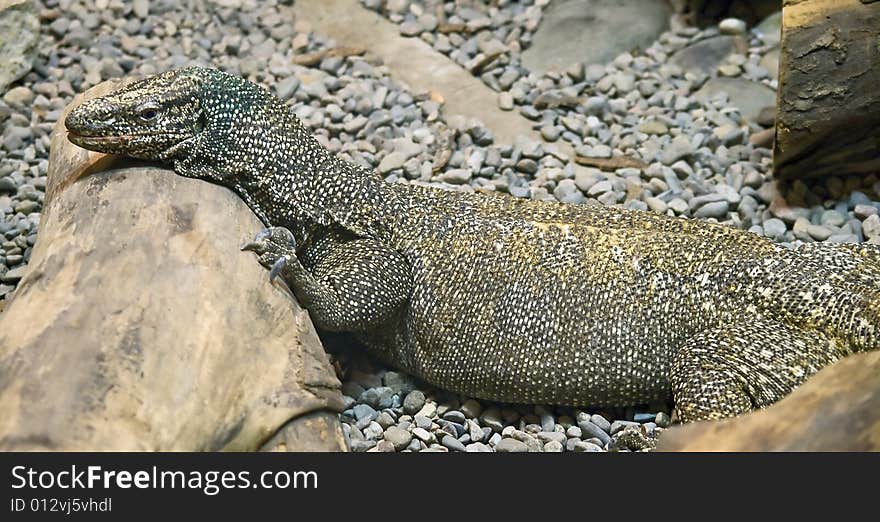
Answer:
763 218 787 240
403 390 426 415
694 200 729 219
718 18 747 35
412 427 436 444
441 434 466 452
571 441 603 452
383 426 412 451
498 92 514 111
578 419 611 446
460 399 482 419
495 438 529 453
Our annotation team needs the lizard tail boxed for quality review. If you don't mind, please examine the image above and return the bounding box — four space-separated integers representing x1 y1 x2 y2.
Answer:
795 242 880 352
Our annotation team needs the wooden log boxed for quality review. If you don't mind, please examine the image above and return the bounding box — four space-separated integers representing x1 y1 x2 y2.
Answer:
774 0 880 180
0 80 347 451
656 351 880 451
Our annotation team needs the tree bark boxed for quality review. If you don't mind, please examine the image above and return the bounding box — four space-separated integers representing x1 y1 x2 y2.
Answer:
0 79 347 451
774 0 880 180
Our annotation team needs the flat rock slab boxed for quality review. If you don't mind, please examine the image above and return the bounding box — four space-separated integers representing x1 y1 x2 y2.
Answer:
0 80 347 451
670 35 748 75
293 0 595 176
694 76 776 123
0 0 40 92
523 0 671 73
294 0 550 151
657 351 880 451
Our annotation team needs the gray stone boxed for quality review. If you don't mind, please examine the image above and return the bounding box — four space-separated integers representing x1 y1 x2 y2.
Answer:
414 414 432 430
578 419 611 446
441 410 466 424
639 120 668 135
375 411 396 429
363 421 384 440
399 20 421 37
378 151 407 174
571 440 603 452
412 427 436 444
610 420 639 435
352 403 377 421
373 440 396 452
862 214 880 240
495 437 529 452
438 168 471 185
0 265 25 283
543 440 563 452
670 35 748 75
755 11 782 46
694 78 776 123
441 434 466 452
760 47 779 81
655 412 671 428
402 390 425 415
351 439 377 452
3 86 33 106
854 205 878 220
718 18 747 35
522 0 670 74
480 407 504 432
275 76 300 100
762 218 787 240
460 398 482 419
383 426 412 451
537 431 566 445
661 136 694 165
807 224 832 242
587 414 610 433
498 92 514 111
132 0 150 18
416 402 436 419
0 0 39 92
694 200 729 219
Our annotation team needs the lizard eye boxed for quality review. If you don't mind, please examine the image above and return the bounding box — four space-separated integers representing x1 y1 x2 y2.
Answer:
138 104 160 122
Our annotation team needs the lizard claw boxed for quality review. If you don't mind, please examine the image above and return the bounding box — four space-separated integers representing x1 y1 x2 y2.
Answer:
240 240 263 253
269 255 288 283
240 227 296 253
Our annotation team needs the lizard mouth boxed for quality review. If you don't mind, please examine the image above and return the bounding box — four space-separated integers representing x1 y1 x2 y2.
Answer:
67 132 138 149
66 131 191 155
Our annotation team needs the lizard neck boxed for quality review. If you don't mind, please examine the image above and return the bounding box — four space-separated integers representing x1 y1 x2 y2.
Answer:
226 114 401 239
248 149 403 241
179 86 402 240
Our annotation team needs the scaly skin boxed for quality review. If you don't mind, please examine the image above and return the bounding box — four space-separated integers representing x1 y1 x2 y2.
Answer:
65 67 880 422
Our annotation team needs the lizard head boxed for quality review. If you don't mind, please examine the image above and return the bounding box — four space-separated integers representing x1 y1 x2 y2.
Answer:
65 67 216 161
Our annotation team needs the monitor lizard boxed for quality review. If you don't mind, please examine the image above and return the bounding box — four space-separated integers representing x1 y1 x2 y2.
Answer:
65 67 880 422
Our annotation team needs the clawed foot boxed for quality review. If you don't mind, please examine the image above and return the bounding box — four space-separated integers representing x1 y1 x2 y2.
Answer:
241 226 297 284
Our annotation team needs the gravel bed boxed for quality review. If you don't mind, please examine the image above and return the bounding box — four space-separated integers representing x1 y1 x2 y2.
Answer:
2 1 879 452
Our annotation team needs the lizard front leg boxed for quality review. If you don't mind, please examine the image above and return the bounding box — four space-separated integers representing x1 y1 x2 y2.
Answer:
242 227 412 333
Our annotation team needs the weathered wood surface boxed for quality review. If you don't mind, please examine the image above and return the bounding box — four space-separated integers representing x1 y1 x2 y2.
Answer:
774 0 880 180
0 80 347 451
657 351 880 451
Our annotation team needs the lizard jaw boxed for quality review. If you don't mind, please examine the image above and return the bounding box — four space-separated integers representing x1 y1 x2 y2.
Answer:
66 131 193 158
67 132 137 150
